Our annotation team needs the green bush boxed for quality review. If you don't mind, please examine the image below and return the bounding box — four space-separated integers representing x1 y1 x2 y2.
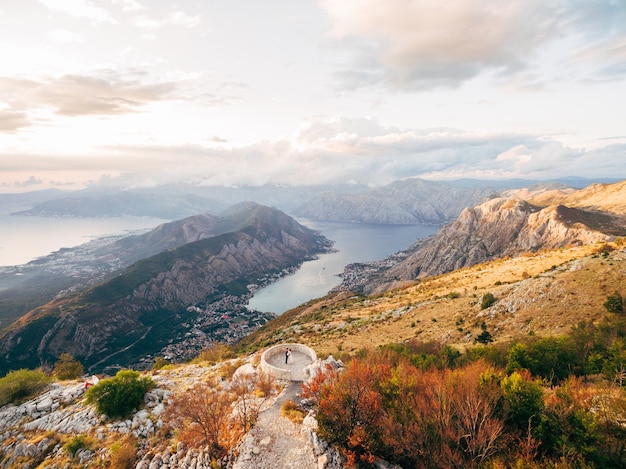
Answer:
501 371 545 433
85 370 155 419
604 291 624 314
0 368 51 406
481 292 496 309
53 353 84 380
63 434 92 456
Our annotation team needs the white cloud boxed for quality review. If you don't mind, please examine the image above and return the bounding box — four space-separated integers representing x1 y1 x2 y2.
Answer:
111 0 145 12
319 0 626 89
38 0 116 24
0 109 30 132
0 72 176 124
3 115 625 192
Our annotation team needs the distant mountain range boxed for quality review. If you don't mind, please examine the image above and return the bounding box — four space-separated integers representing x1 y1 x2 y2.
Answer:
0 203 332 375
296 179 498 224
6 177 622 223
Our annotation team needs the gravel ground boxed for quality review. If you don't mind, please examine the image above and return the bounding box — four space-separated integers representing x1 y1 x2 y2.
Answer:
232 381 320 469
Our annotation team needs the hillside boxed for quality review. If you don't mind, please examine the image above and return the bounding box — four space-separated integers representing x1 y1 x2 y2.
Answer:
237 242 625 357
0 203 332 375
1 184 626 468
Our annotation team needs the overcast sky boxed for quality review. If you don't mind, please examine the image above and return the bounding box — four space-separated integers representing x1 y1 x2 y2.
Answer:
1 0 625 192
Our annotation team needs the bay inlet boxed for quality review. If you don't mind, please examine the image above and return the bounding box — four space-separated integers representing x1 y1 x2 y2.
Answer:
248 220 438 315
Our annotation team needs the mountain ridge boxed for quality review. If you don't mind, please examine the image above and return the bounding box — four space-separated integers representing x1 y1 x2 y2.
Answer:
0 203 332 375
334 181 626 295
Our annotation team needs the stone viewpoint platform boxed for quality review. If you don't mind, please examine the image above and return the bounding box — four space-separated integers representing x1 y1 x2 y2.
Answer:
260 343 317 382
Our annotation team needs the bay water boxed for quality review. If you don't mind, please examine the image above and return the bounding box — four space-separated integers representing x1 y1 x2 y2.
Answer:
0 214 438 314
248 220 438 314
0 215 167 267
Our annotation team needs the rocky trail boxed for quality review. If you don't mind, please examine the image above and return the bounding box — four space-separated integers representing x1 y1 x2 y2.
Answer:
232 381 322 469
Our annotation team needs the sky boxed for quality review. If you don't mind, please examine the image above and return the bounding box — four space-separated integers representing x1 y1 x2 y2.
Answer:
0 0 625 192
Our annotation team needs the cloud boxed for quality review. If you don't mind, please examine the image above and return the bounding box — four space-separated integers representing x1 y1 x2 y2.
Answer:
0 72 176 127
38 0 116 24
111 0 145 12
0 109 30 132
16 176 43 188
4 117 625 190
319 0 626 89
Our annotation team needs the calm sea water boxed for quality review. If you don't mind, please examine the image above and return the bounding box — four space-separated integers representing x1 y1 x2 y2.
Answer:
0 215 167 266
248 220 438 314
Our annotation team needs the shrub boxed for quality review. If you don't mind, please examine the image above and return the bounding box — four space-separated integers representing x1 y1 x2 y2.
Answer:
481 292 496 309
194 344 235 364
604 292 624 314
0 368 51 406
152 356 171 370
110 436 138 469
63 434 92 456
165 379 236 455
85 369 154 419
53 353 84 380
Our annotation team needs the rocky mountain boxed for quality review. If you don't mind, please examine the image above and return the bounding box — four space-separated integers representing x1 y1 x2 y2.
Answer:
0 203 332 375
294 178 498 224
335 180 626 294
0 202 337 330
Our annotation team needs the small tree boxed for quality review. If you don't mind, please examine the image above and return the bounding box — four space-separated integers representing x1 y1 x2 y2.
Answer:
0 368 51 406
604 291 624 314
85 370 154 419
53 353 84 380
501 370 545 434
481 293 496 309
475 322 494 345
231 370 276 433
165 379 236 456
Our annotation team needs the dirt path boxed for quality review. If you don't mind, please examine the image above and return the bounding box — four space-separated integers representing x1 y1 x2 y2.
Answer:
232 381 319 469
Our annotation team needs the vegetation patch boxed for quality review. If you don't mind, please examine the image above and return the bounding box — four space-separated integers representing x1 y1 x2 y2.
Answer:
85 370 155 419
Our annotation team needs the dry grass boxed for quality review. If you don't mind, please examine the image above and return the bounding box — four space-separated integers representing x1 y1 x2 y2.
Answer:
239 243 626 357
281 399 307 424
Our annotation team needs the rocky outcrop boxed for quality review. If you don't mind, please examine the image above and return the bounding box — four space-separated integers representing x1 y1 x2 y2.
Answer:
0 356 352 469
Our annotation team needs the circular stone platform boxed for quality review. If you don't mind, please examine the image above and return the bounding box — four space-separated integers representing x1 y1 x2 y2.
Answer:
260 343 317 382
